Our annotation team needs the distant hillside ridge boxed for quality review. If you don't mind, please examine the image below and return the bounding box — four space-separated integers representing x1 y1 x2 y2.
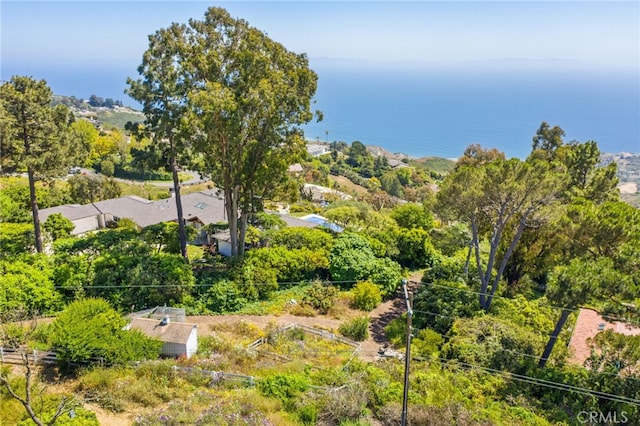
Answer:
53 94 144 130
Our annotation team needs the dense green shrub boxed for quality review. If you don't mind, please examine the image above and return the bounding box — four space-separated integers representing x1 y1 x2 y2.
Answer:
351 280 382 311
412 328 444 358
0 222 34 257
243 246 329 283
328 232 403 296
267 226 333 251
394 227 438 268
442 315 544 373
302 282 338 314
363 364 404 411
412 280 482 334
384 316 406 347
339 317 369 341
329 233 376 283
258 372 310 402
390 203 434 231
90 250 195 309
202 279 247 313
421 251 467 283
49 298 162 365
43 213 75 241
0 254 61 315
367 258 403 297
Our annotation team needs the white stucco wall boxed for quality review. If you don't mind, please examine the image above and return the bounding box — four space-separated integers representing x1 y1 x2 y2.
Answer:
218 240 232 257
185 328 198 358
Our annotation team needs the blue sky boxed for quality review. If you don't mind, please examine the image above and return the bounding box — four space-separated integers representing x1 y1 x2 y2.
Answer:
2 0 639 73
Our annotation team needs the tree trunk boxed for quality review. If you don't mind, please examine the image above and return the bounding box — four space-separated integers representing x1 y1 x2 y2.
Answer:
538 308 572 368
484 218 528 311
464 240 472 277
27 166 43 253
226 187 240 257
472 214 489 309
238 212 248 256
171 157 188 261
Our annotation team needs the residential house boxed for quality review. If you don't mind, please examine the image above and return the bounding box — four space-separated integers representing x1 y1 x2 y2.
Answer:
126 317 198 359
39 189 228 238
39 188 335 255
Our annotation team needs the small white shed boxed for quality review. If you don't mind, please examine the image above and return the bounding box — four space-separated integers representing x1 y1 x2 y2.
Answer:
127 317 198 359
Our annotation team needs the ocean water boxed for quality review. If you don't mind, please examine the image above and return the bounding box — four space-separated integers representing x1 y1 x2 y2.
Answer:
3 64 638 159
303 66 640 159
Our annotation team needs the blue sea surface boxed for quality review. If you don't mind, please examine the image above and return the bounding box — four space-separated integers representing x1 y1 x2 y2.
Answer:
303 66 640 159
2 63 638 159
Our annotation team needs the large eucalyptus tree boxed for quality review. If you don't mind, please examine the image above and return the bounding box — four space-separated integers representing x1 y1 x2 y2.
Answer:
127 22 193 260
127 7 318 257
0 76 85 252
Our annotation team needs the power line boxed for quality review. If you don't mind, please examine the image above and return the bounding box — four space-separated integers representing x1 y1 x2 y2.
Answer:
425 357 640 407
413 280 640 326
411 308 640 383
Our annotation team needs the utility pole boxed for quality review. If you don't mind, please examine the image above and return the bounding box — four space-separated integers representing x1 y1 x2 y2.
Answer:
401 278 413 426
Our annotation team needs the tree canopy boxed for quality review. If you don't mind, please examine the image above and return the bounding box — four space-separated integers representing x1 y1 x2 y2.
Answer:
0 76 86 252
128 7 319 258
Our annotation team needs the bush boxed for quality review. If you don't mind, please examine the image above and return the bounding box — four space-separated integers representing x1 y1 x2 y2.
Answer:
203 279 247 313
351 281 382 311
302 282 338 314
0 223 34 258
442 315 544 373
412 328 444 358
412 280 482 335
421 252 467 283
43 213 75 241
329 233 376 283
50 298 162 365
267 227 333 251
258 372 310 402
367 258 403 297
384 317 406 347
339 317 369 342
100 159 115 177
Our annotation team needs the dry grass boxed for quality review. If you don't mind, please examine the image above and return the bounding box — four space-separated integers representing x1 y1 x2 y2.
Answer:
328 175 369 195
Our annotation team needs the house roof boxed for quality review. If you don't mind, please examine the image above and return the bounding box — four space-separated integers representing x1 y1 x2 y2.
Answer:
40 189 322 234
128 318 196 344
40 189 228 229
39 203 102 222
568 308 640 366
288 163 303 173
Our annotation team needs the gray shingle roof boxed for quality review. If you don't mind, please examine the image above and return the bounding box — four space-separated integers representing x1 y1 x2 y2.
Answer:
39 203 102 222
40 189 228 229
128 318 196 345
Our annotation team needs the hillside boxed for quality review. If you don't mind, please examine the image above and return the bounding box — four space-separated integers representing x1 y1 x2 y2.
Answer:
603 152 640 208
53 94 144 129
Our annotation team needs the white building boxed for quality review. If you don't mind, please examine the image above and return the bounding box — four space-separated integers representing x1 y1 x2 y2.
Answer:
126 317 198 359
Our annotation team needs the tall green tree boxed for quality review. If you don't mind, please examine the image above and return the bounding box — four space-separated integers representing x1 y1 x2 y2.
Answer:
127 23 193 260
455 143 505 169
531 121 565 158
0 77 85 252
437 158 563 310
185 7 319 257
